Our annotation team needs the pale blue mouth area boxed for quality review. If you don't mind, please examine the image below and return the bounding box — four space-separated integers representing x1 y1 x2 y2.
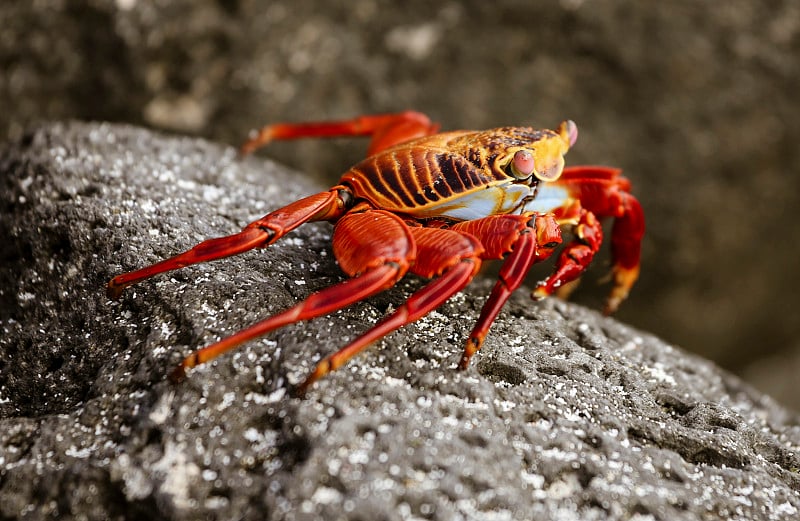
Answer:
523 184 570 214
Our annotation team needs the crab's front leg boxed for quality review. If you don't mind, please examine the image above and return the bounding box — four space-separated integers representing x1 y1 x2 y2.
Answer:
240 111 440 157
607 191 644 314
451 213 562 368
532 208 602 302
532 166 645 314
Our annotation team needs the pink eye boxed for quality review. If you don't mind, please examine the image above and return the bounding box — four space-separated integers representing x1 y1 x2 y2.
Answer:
511 149 536 177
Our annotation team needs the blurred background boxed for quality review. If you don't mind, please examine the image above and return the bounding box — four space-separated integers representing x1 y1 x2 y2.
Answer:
2 1 798 410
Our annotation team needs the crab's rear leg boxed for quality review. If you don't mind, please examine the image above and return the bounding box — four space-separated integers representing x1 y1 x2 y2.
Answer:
297 225 485 394
239 111 440 157
107 187 350 299
170 209 417 381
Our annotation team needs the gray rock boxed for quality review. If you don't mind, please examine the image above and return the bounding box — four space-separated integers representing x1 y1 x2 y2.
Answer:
1 122 798 520
3 2 800 408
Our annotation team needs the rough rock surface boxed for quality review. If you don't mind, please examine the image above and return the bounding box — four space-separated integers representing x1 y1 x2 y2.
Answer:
3 2 800 409
1 123 798 520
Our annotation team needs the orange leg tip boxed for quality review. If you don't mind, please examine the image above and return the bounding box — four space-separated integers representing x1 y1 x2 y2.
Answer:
295 359 331 395
294 379 316 398
169 353 197 383
603 297 623 316
237 142 255 157
603 286 629 315
458 337 481 370
554 278 581 300
238 127 275 156
603 265 640 315
531 286 550 301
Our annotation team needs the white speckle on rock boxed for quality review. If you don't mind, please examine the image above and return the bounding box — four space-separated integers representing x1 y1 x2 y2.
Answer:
152 440 201 510
520 470 545 488
149 391 175 424
775 501 798 517
65 445 93 458
311 486 343 505
202 184 224 202
216 391 236 411
642 362 677 386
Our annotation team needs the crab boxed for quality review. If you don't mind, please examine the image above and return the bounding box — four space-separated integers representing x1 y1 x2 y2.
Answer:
108 111 644 393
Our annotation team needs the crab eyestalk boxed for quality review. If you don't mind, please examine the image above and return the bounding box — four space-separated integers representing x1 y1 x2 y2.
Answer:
560 119 578 148
527 120 576 183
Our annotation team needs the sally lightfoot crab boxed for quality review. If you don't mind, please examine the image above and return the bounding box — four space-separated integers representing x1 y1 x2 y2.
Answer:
108 111 644 393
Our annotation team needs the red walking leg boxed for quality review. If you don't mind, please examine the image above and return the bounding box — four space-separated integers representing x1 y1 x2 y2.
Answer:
297 226 484 394
239 111 440 157
451 214 563 368
170 210 417 381
107 187 350 299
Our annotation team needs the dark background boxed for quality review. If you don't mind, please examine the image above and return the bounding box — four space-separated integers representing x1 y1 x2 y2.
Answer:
2 0 798 410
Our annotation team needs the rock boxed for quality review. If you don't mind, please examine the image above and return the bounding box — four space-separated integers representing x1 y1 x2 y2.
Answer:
1 122 798 520
4 3 800 406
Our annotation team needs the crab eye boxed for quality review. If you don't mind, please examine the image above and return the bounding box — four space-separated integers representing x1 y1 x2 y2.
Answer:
510 149 536 178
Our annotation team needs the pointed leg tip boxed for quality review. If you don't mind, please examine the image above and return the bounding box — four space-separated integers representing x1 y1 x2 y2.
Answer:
294 374 319 398
602 300 619 316
237 144 254 157
603 285 630 315
106 280 124 300
292 382 310 398
531 286 549 301
603 265 638 315
458 337 481 370
239 128 275 157
168 365 187 384
294 359 331 397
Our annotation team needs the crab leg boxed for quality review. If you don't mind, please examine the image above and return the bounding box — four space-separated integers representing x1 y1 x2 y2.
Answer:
451 214 563 368
550 166 645 313
297 226 484 394
607 193 644 313
170 210 416 381
532 209 603 302
240 111 440 157
107 188 349 299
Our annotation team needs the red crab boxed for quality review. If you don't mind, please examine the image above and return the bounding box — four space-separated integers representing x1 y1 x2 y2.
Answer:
108 111 644 393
